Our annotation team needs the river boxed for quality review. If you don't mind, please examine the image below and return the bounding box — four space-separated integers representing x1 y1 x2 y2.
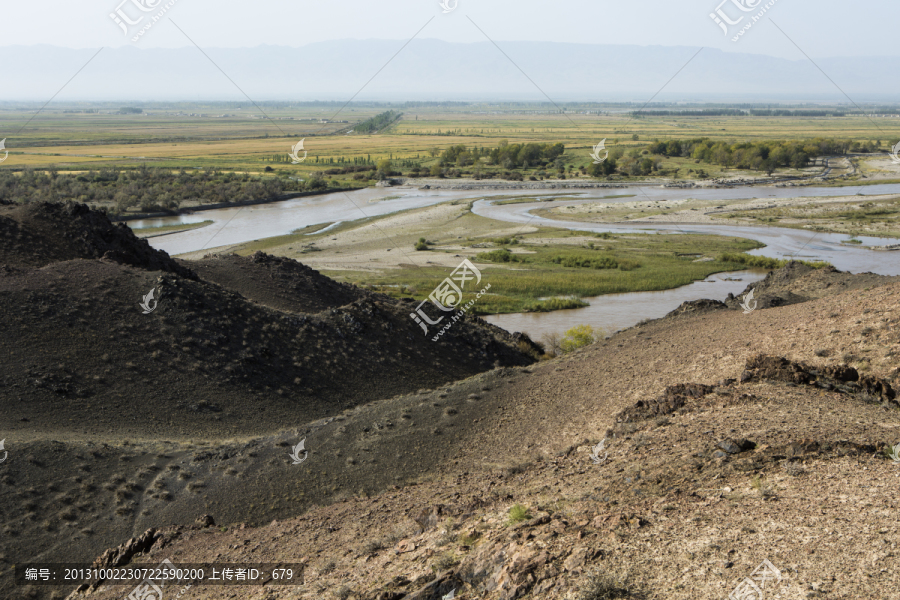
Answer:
482 270 768 342
143 183 900 338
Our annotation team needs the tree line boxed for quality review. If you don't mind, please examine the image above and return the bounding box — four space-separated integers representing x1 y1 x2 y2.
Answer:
439 140 565 169
590 137 885 177
354 110 402 134
0 167 330 213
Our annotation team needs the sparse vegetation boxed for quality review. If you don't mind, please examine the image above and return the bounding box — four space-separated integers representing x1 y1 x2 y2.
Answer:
560 325 597 354
718 252 830 270
579 570 645 600
508 503 532 524
431 551 460 573
751 475 775 498
522 297 589 312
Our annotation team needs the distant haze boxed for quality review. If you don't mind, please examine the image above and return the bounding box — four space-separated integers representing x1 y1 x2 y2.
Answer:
0 41 897 103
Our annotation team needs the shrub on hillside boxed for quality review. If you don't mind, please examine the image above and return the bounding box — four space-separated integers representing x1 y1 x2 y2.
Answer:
560 325 597 354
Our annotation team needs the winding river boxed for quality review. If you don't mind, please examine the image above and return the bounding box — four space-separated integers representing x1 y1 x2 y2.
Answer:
144 183 900 338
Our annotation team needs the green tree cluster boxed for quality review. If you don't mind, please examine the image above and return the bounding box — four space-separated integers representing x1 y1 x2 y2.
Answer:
0 166 307 213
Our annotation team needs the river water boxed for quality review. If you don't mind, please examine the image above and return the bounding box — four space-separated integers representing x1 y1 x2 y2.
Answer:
483 270 767 342
143 183 900 338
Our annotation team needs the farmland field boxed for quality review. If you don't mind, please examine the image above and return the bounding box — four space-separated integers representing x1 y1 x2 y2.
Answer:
1 103 896 179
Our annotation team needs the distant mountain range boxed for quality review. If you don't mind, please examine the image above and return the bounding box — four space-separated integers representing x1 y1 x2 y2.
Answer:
0 40 897 102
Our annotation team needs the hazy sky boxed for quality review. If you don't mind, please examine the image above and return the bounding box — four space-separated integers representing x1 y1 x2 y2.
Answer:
0 0 896 60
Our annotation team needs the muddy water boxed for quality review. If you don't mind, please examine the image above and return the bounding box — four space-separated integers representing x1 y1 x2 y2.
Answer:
144 187 480 255
482 270 768 341
141 183 900 337
146 183 900 269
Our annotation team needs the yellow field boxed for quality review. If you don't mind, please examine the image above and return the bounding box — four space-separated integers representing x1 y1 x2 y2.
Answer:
1 104 895 172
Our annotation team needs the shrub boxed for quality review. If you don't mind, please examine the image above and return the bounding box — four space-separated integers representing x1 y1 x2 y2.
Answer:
549 254 618 269
523 297 589 312
718 252 829 270
541 332 562 357
431 551 460 572
476 248 516 263
414 237 429 251
560 325 596 354
508 504 532 524
491 236 519 245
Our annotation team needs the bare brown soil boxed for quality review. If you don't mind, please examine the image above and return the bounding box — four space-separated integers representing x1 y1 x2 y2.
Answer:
2 201 899 600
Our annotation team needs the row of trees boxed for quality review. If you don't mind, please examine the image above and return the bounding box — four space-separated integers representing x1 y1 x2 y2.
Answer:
643 138 882 173
0 167 320 213
438 141 565 170
354 110 402 134
585 137 891 178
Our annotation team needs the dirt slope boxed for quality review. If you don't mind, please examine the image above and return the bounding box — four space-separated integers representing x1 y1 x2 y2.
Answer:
23 277 898 600
3 201 899 600
188 252 364 314
0 202 539 598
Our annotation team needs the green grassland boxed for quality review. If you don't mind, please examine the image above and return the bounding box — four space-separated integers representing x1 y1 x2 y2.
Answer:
338 227 769 314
